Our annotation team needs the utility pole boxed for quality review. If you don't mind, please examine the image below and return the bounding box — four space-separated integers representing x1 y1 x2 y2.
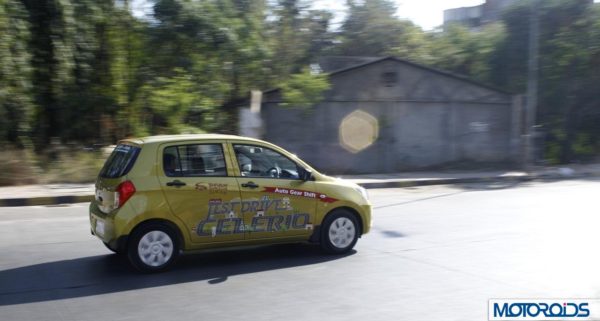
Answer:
525 0 540 168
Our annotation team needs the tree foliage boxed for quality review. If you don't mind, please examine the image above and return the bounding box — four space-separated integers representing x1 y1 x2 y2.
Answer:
280 68 330 109
336 0 418 56
488 0 600 163
0 0 32 145
0 0 598 163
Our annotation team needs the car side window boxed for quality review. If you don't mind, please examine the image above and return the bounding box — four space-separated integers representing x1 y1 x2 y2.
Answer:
163 144 227 177
233 144 300 180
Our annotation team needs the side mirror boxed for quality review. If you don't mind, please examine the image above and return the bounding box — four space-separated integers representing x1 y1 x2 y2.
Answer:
299 167 312 181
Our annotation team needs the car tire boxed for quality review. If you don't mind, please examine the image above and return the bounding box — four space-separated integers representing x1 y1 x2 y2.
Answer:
320 209 360 254
127 223 180 273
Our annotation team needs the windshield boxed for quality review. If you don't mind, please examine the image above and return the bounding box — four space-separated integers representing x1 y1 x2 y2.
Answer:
99 144 141 178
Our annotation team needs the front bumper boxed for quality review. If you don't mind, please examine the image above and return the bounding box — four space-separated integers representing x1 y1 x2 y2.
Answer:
360 204 372 234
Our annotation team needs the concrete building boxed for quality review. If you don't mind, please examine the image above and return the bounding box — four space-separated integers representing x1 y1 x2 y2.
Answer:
444 0 595 29
444 0 520 29
238 56 523 174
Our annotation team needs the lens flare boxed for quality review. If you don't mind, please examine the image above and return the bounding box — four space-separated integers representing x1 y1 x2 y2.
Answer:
338 110 379 153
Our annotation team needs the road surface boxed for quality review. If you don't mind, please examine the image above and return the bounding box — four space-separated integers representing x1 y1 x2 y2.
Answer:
1 179 599 320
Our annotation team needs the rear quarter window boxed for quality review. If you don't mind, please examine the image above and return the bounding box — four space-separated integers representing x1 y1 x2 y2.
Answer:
99 144 141 178
163 144 227 177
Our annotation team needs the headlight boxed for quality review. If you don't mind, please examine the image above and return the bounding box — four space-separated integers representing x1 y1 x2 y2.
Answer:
354 186 369 201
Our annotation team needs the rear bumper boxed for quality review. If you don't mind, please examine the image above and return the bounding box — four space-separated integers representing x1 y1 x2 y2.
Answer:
89 202 117 244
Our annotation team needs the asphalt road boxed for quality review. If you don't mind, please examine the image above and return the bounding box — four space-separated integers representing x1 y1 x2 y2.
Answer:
1 179 599 321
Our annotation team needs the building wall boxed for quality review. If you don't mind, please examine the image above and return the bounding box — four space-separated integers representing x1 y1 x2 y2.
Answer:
256 59 521 174
444 5 483 28
443 0 521 28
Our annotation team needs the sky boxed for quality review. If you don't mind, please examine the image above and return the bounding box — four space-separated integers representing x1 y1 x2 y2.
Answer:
312 0 486 30
132 0 600 31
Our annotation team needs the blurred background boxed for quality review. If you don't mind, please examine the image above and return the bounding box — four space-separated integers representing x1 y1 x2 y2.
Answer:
1 0 599 185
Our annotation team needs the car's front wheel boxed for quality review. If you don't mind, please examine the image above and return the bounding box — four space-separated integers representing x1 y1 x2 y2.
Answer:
320 209 360 254
103 242 123 255
127 223 179 272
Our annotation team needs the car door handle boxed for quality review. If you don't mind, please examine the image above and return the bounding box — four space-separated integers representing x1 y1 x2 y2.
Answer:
166 180 186 187
241 181 259 189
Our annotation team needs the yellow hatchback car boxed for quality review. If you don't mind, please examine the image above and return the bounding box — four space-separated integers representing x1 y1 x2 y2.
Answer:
89 134 371 272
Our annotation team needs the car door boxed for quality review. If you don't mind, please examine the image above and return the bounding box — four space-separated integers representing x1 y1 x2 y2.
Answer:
158 141 244 244
230 142 317 240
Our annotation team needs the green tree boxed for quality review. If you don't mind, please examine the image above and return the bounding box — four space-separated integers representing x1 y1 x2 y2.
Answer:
536 0 600 162
142 0 256 132
21 0 120 145
336 0 420 56
489 0 600 163
428 23 506 84
267 1 336 79
0 0 33 145
107 1 148 140
280 68 330 109
388 22 434 64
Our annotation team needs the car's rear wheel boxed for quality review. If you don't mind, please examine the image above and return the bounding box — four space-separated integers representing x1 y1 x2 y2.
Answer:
127 223 179 272
320 209 360 254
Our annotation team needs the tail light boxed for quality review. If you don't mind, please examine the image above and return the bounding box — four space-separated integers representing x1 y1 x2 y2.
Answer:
115 180 136 208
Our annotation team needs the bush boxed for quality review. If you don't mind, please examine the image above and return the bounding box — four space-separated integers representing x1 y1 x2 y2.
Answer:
0 146 106 186
0 147 40 186
39 150 106 184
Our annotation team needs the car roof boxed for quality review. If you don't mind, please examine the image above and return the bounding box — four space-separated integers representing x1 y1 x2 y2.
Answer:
120 134 262 145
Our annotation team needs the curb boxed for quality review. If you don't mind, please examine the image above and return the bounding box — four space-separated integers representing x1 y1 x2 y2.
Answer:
356 175 534 189
0 177 533 207
356 171 600 189
0 172 598 207
0 195 94 207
